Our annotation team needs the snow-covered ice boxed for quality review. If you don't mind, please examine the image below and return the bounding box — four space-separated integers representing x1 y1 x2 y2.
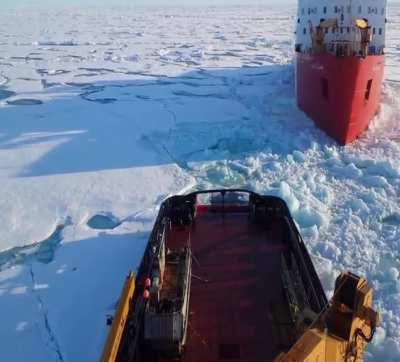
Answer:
0 4 399 361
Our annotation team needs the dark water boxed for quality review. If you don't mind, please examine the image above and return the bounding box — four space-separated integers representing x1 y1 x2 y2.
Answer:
0 89 16 100
0 219 71 271
7 98 43 106
87 214 121 230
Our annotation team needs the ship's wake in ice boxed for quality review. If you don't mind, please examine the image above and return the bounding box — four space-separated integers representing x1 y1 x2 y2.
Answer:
0 5 399 362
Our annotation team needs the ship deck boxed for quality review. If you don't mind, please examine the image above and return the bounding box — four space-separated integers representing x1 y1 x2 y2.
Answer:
163 206 295 362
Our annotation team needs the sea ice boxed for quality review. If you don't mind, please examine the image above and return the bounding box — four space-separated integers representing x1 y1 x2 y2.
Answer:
0 4 398 361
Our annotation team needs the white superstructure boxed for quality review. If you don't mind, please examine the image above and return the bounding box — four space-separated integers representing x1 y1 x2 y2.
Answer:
295 0 387 55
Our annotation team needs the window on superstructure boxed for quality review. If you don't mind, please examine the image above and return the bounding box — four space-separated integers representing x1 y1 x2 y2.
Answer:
358 5 362 14
323 6 327 14
302 8 305 15
325 27 329 34
379 28 382 35
340 27 344 34
347 5 351 13
381 8 385 15
334 6 338 13
303 28 306 34
368 7 371 14
308 8 311 15
347 27 350 33
373 27 376 35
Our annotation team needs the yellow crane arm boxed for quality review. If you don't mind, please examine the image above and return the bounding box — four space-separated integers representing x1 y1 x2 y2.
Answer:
101 272 135 362
275 272 379 362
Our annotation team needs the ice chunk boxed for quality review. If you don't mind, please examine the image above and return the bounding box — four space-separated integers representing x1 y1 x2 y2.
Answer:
292 150 306 163
348 199 370 213
15 321 28 332
366 161 399 179
388 267 399 281
372 327 386 346
301 225 319 240
278 181 299 213
331 163 362 179
363 175 389 188
263 161 282 172
296 208 327 228
279 181 291 199
229 161 251 177
343 163 363 178
316 241 342 259
313 256 337 292
33 283 49 291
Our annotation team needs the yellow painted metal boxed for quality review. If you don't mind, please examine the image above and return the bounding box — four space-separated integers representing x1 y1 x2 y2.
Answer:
275 272 379 362
275 329 326 362
356 19 368 29
101 272 135 362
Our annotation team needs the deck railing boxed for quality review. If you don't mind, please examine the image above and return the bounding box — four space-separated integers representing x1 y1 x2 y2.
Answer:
297 23 385 57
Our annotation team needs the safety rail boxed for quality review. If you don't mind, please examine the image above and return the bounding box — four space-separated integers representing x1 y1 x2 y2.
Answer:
110 189 329 361
297 21 385 57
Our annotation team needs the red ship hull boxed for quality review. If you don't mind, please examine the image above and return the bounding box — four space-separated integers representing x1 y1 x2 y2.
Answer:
296 52 385 144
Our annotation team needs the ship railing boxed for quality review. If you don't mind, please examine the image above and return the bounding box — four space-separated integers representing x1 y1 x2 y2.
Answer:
297 41 384 57
326 41 384 57
195 189 251 213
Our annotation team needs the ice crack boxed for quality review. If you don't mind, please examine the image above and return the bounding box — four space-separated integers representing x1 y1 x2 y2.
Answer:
29 266 64 362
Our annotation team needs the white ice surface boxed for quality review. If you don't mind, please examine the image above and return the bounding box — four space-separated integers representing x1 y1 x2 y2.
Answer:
0 5 399 361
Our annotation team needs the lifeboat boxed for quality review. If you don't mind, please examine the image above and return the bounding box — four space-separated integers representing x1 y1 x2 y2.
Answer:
101 189 379 362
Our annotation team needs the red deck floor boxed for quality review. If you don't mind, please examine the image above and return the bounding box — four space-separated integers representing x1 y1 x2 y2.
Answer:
165 210 294 362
